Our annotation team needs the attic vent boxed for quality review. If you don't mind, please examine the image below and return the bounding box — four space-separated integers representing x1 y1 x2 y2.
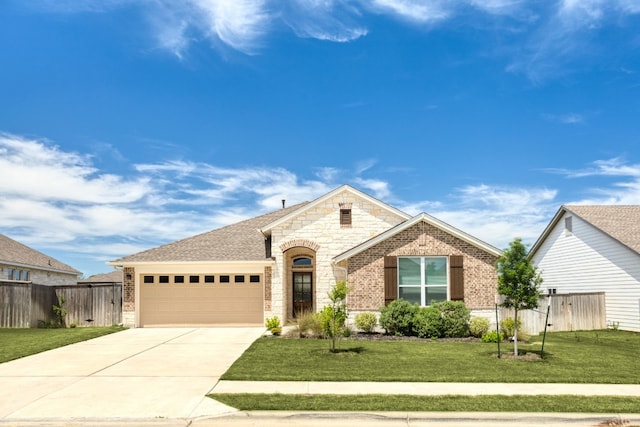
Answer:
339 202 352 227
340 209 352 226
564 216 572 234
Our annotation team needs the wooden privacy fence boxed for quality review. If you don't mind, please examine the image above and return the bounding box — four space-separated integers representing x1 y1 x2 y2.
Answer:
0 281 122 328
499 292 606 335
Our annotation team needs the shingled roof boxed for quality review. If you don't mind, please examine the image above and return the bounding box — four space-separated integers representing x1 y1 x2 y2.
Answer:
530 205 640 257
111 202 309 264
565 205 640 254
0 234 81 274
80 270 123 283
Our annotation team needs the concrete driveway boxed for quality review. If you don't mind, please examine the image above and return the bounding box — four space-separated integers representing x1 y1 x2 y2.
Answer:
0 327 264 421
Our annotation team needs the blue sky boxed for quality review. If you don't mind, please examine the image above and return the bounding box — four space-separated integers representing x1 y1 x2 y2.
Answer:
1 0 639 277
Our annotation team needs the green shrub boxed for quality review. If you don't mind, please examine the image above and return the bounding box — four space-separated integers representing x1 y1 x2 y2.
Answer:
500 317 529 341
436 301 470 338
265 316 281 332
355 312 378 333
342 325 353 337
294 310 323 338
379 299 418 336
469 317 490 338
481 330 505 343
413 306 443 338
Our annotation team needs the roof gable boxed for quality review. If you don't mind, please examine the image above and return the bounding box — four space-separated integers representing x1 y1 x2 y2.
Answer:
80 270 123 283
530 205 640 257
0 234 80 275
110 202 309 264
260 185 411 233
334 212 502 262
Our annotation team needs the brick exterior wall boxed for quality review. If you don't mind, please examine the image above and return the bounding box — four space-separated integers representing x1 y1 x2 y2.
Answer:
347 221 498 310
121 267 135 327
264 265 272 312
123 267 135 311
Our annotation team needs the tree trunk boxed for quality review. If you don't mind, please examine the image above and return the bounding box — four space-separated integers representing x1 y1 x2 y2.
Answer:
513 309 519 356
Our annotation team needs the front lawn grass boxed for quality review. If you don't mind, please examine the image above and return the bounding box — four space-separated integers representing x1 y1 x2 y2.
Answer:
211 394 640 413
221 330 640 383
0 326 125 363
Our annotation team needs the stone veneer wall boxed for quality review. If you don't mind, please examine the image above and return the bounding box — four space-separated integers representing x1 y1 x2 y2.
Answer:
267 192 406 322
122 267 135 326
347 221 499 310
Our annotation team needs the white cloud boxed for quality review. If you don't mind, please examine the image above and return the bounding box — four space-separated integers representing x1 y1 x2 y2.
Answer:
543 112 585 124
355 158 377 174
425 184 559 248
353 178 391 199
191 0 270 53
5 132 640 277
468 0 525 15
546 157 640 179
0 133 151 204
281 0 368 42
25 0 640 81
366 0 451 24
546 158 640 205
508 0 640 80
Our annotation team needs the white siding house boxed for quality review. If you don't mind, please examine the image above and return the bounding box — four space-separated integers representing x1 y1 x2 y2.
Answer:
530 206 640 332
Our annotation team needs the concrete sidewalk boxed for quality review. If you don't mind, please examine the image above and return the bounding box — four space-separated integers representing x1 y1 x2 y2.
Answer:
211 380 640 396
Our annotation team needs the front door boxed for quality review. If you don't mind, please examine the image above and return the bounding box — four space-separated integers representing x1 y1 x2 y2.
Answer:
293 272 313 317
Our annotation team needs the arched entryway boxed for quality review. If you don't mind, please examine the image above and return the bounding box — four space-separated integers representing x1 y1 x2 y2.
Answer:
284 247 316 319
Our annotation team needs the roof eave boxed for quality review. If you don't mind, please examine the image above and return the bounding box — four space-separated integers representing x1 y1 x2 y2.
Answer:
107 259 276 267
0 259 80 275
334 212 502 263
528 205 569 259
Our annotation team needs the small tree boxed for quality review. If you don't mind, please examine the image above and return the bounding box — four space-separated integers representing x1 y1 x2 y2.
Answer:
52 295 68 328
497 237 543 356
319 281 349 352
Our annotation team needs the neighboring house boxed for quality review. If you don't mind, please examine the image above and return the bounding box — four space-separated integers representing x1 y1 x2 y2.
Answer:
0 233 81 286
109 185 501 328
79 270 123 284
530 205 640 332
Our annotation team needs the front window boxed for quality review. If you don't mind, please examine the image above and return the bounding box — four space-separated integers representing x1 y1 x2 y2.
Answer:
398 256 448 306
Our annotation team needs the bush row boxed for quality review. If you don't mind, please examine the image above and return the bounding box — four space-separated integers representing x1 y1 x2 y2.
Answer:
289 300 524 342
378 299 472 339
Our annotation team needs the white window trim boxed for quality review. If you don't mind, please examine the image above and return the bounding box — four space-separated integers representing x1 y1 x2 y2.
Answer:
398 256 450 306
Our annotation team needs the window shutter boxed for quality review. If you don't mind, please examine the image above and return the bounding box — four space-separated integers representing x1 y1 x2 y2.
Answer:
384 256 398 305
450 255 464 301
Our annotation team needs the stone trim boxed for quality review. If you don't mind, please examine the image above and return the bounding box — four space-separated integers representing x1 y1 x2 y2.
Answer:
279 239 320 252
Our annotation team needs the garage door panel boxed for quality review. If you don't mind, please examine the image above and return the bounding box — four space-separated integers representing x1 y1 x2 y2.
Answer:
140 283 263 326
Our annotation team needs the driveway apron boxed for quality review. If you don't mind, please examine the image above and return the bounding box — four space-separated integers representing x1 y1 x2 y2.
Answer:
0 327 264 420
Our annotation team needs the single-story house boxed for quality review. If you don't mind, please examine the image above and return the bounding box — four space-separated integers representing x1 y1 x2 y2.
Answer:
530 205 640 332
109 185 501 328
79 270 123 285
0 233 81 286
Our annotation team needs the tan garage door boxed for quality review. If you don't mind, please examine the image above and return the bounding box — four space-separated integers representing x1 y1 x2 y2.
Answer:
140 274 263 326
